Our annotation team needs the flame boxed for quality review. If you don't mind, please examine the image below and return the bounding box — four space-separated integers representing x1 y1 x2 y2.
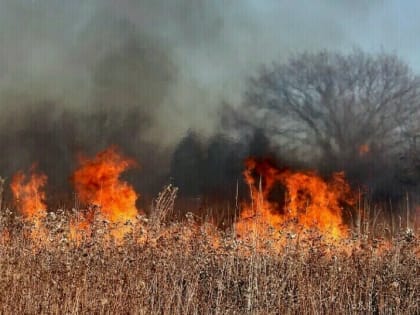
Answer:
2 146 404 257
10 166 47 221
71 146 139 241
236 158 354 247
10 166 48 243
69 206 96 244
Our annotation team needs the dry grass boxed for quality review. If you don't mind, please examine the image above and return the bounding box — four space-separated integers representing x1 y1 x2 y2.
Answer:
0 183 418 315
0 209 417 315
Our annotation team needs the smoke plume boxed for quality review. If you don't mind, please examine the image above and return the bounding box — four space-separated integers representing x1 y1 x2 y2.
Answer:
0 0 415 204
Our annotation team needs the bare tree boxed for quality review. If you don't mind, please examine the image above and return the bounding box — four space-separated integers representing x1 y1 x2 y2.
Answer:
238 50 420 173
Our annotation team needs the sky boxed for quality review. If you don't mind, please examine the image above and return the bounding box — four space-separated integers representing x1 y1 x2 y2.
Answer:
0 0 418 144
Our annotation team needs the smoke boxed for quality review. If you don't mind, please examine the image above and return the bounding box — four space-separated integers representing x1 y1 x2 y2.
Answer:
0 0 178 198
0 0 412 203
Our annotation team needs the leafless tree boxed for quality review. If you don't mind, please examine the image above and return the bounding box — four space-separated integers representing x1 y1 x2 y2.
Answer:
239 50 420 173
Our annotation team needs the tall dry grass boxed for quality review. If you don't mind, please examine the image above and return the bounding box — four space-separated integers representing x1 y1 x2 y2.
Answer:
0 187 418 314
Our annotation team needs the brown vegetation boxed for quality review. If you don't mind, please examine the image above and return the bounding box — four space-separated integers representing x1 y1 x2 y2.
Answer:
0 203 418 314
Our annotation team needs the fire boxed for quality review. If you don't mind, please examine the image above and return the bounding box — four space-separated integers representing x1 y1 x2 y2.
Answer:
235 158 354 247
71 146 140 241
10 165 47 221
69 205 97 244
10 166 48 243
282 171 352 238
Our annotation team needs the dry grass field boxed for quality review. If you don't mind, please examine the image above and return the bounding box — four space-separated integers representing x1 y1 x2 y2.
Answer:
0 209 418 315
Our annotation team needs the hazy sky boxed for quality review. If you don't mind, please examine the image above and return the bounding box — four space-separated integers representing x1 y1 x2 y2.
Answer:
0 0 418 143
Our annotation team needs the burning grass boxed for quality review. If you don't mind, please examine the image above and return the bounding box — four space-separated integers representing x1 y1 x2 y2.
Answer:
235 158 355 247
0 148 418 314
70 146 140 242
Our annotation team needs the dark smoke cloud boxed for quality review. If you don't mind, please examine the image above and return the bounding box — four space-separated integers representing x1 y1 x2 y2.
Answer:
0 0 415 203
0 2 177 202
168 128 292 201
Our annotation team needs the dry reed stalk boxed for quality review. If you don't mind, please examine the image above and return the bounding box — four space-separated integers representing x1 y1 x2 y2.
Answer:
150 184 178 227
0 177 4 211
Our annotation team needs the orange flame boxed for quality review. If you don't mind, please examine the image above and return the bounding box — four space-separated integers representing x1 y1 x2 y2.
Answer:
10 166 47 220
71 146 139 240
10 166 48 243
236 158 354 246
69 206 97 244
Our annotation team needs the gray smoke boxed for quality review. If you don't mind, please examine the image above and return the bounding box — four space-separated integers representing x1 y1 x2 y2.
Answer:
0 0 414 203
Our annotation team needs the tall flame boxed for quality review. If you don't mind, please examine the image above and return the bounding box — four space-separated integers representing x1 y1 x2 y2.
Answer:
71 146 139 240
236 158 354 245
10 166 48 243
10 165 47 220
